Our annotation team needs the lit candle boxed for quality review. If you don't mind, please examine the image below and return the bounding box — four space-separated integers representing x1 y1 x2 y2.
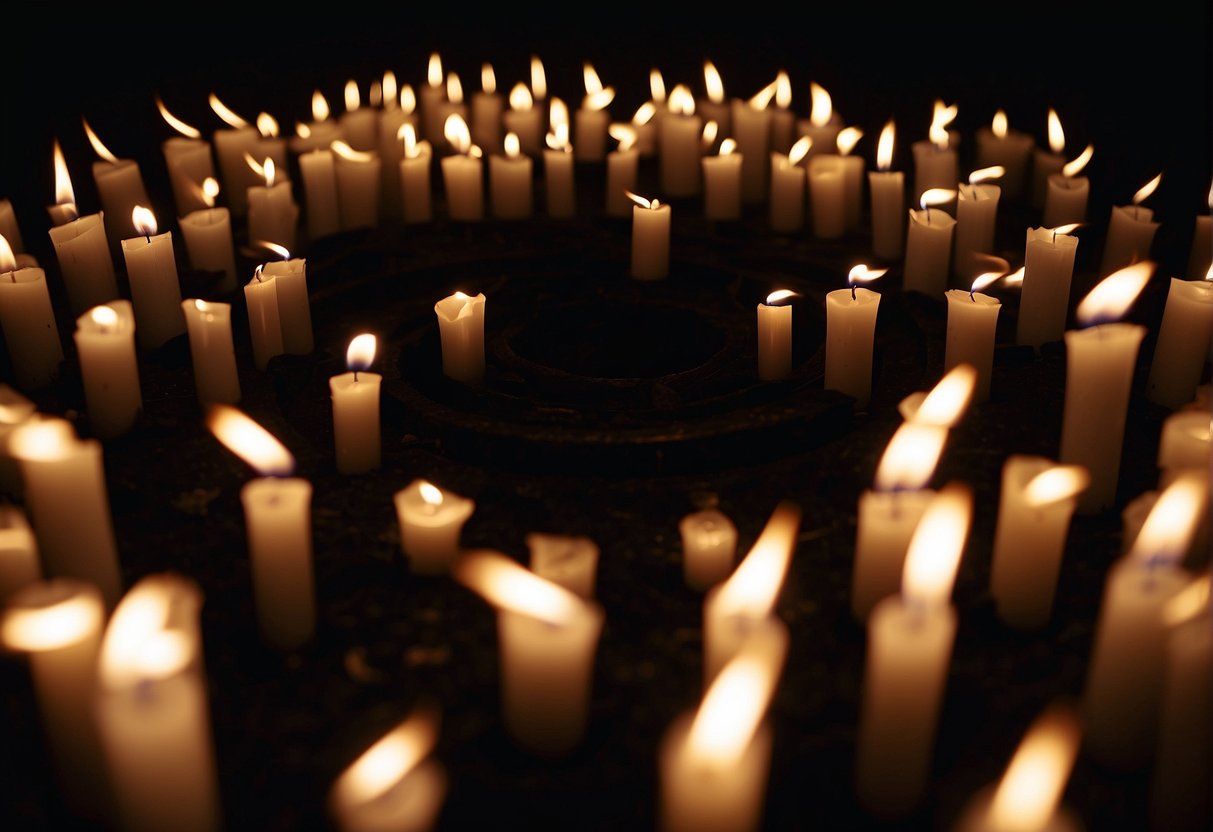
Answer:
330 333 381 475
394 479 475 574
0 233 64 388
49 212 119 315
245 155 298 252
252 112 290 193
489 132 534 220
332 141 382 231
179 178 237 292
83 117 152 242
47 138 81 227
757 289 796 380
1031 108 1068 209
679 508 738 592
121 205 185 350
824 264 887 409
660 86 703 198
0 506 39 599
329 705 446 832
244 265 283 371
1146 271 1213 408
1042 144 1093 228
543 99 575 219
1187 214 1212 279
207 405 314 650
95 573 221 832
911 99 959 201
290 90 343 155
339 79 377 151
453 550 604 756
605 123 640 217
181 299 240 405
9 417 123 604
1059 262 1152 513
769 71 795 153
75 301 142 439
574 63 614 162
989 457 1089 630
974 109 1034 200
262 254 313 356
1084 473 1203 769
953 166 1005 278
903 188 958 296
0 198 25 252
0 385 36 495
156 97 216 217
298 146 342 240
440 114 484 222
731 81 775 204
944 271 1004 401
868 120 905 260
434 73 469 154
434 290 487 383
419 53 448 146
1016 225 1080 349
808 152 846 239
377 75 413 223
502 81 544 158
836 127 866 230
696 61 731 139
797 81 843 158
208 93 261 216
703 139 742 221
1101 173 1162 276
629 191 671 281
855 483 972 819
1156 410 1211 486
527 532 598 599
471 63 504 153
769 137 810 233
397 123 434 225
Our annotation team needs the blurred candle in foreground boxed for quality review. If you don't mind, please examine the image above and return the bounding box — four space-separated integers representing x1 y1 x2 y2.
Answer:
680 508 738 592
75 301 142 439
394 479 475 574
0 506 39 598
824 264 886 409
330 333 381 475
434 291 487 383
629 191 671 280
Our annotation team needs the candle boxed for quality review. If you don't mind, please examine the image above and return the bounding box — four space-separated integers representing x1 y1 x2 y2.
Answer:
9 417 123 604
605 124 639 217
262 255 313 356
1187 214 1212 279
696 61 731 139
291 91 343 155
157 98 216 217
1146 274 1213 408
489 132 534 220
329 706 446 832
1042 144 1093 228
757 289 796 380
903 189 957 296
824 264 887 409
769 138 810 233
797 82 843 157
454 550 604 756
84 118 152 242
703 139 742 221
420 53 448 146
0 234 64 388
434 290 487 383
1100 173 1162 276
394 479 475 574
911 100 959 200
953 166 1004 278
836 128 866 230
471 63 504 153
121 206 185 350
541 98 575 219
660 86 703 198
207 405 314 650
731 83 774 204
1059 262 1152 513
574 63 613 162
47 139 80 227
0 506 39 599
0 198 24 252
527 532 598 599
397 124 434 225
244 265 284 371
1031 108 1068 209
440 114 484 222
1157 410 1211 486
178 185 237 293
679 508 738 592
808 154 846 239
299 147 342 240
75 301 142 439
868 120 905 260
330 333 381 475
0 385 36 495
1016 225 1080 349
974 109 1034 200
208 94 261 216
48 212 119 314
95 573 221 832
944 273 1003 401
633 97 660 157
502 82 544 158
332 141 382 231
339 80 377 151
245 156 298 252
1083 473 1203 769
1 579 109 820
769 71 795 153
182 299 240 405
434 74 470 156
855 483 972 819
989 457 1089 630
629 192 671 281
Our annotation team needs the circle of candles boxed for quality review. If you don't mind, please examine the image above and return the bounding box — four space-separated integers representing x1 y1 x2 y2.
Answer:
394 479 475 574
824 264 886 409
121 205 186 350
1017 226 1080 349
526 532 599 599
330 333 382 475
182 299 240 405
1145 274 1213 409
434 291 487 383
0 233 64 388
74 301 143 439
679 508 738 591
756 289 795 380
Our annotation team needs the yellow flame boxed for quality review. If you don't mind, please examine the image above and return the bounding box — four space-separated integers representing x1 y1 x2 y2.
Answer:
98 574 201 689
749 79 778 110
82 118 119 163
418 481 444 506
626 191 660 210
505 132 523 158
766 289 797 305
775 71 792 109
193 299 216 314
1050 223 1082 236
970 271 1005 295
52 139 76 210
383 71 398 107
704 61 725 104
701 120 719 150
1128 472 1208 567
929 100 958 148
475 63 495 96
1047 108 1065 154
711 502 801 619
454 550 587 626
346 333 377 372
156 97 201 139
1062 145 1093 178
447 73 464 105
669 85 695 116
0 234 15 272
256 112 279 139
719 138 737 157
296 122 312 139
789 136 812 166
8 418 77 462
633 102 656 127
837 127 863 156
255 241 291 261
609 123 637 152
344 80 360 112
685 646 782 769
1001 266 1026 288
131 205 157 236
312 90 331 122
509 83 533 111
331 141 375 163
583 63 604 96
209 93 248 129
877 120 895 171
1024 465 1090 507
333 707 440 806
969 165 1005 185
585 87 615 111
427 53 443 88
1 582 104 652
650 69 667 103
920 188 956 210
1074 261 1153 326
1132 173 1162 205
992 110 1008 139
809 82 832 127
913 365 977 427
902 483 972 606
987 705 1081 832
848 264 888 287
874 423 948 491
206 404 295 477
263 158 276 187
444 114 472 155
90 305 120 329
530 55 548 100
400 85 417 115
201 177 220 208
1164 575 1211 627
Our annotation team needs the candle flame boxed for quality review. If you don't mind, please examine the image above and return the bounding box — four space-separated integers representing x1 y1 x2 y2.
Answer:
312 90 331 122
987 705 1081 832
685 639 785 769
444 114 472 156
836 127 863 156
585 87 615 112
331 141 375 163
505 132 523 158
206 404 295 477
992 109 1008 139
1074 261 1153 326
256 112 279 139
89 304 120 329
626 191 660 211
609 123 638 153
701 120 719 150
346 333 377 372
209 93 249 129
333 706 440 806
633 101 656 127
901 483 972 607
400 84 417 115
82 118 119 163
912 365 977 428
1047 108 1065 154
131 205 157 236
774 71 792 109
99 574 201 689
200 177 220 208
877 120 895 171
0 234 15 273
969 165 1005 185
509 83 533 112
650 68 667 103
847 264 888 287
296 123 312 139
704 61 725 104
669 85 695 117
254 241 292 261
874 423 948 491
1131 173 1162 205
1024 465 1090 507
1163 575 1211 627
1 581 104 653
749 79 778 110
719 138 737 157
1049 223 1082 236
788 136 812 166
382 71 398 107
52 139 77 212
1127 471 1207 568
920 188 956 210
427 53 443 88
454 550 589 626
1062 145 1093 178
711 502 801 620
447 73 464 105
418 481 444 507
970 271 1005 295
244 153 275 187
156 97 201 139
530 55 547 100
929 100 958 149
476 63 496 96
766 289 797 305
809 82 832 127
9 418 77 463
398 123 419 158
344 79 360 112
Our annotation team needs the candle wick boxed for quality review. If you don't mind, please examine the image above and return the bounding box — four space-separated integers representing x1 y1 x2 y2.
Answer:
354 370 359 382
851 284 857 301
145 234 151 244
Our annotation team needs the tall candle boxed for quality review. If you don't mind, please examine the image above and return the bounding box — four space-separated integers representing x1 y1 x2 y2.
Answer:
1187 215 1211 279
0 506 39 600
1145 275 1213 409
244 266 283 371
207 405 314 650
339 80 377 151
944 276 1002 402
502 83 544 158
245 157 298 252
696 62 731 141
333 141 382 231
757 289 796 380
1031 112 1068 209
660 86 703 198
1016 226 1079 349
489 132 534 220
703 140 742 221
679 508 738 592
48 212 119 314
433 74 470 156
420 54 448 145
209 94 262 215
471 63 504 153
527 532 598 599
769 139 810 233
903 190 957 296
394 479 475 574
798 82 843 159
156 98 216 216
434 291 487 384
730 89 773 204
84 118 152 243
869 120 905 260
574 63 613 162
75 301 142 439
182 299 239 405
121 206 185 350
605 125 639 217
1100 173 1161 276
952 168 1004 278
629 192 671 281
824 265 886 409
299 148 342 240
262 256 313 356
0 235 63 388
330 333 381 475
440 114 484 222
974 109 1033 200
911 100 959 200
397 125 434 225
1042 144 1093 228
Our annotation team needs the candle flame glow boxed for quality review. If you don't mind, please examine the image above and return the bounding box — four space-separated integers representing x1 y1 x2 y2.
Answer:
874 423 948 491
400 84 417 115
711 502 801 620
1049 223 1082 236
911 365 977 427
243 153 275 187
837 127 863 156
447 73 464 106
775 71 792 109
206 404 295 477
749 79 778 110
331 141 375 163
929 100 958 149
418 481 444 506
254 241 292 261
970 271 1006 295
704 61 725 104
344 80 360 112
509 83 533 112
633 101 657 127
1024 465 1090 507
669 85 695 116
1047 109 1065 154
1127 471 1207 568
847 264 888 287
992 109 1008 139
90 304 120 329
1 582 104 652
82 118 119 163
383 71 398 107
346 333 377 372
789 136 812 167
877 120 895 172
719 138 737 157
156 97 201 139
9 418 77 463
530 56 548 100
650 69 666 103
427 53 443 88
583 63 604 96
1074 261 1153 326
209 93 249 129
1062 145 1093 178
312 90 331 122
131 205 157 237
766 289 797 305
0 235 15 273
333 706 440 806
506 132 523 158
901 483 972 607
398 123 420 158
52 139 77 212
626 191 660 211
809 82 832 127
99 574 201 689
701 120 719 150
1163 575 1211 627
969 165 1005 185
1131 173 1162 205
609 123 638 153
256 112 279 139
685 642 784 769
444 114 473 156
920 188 956 210
200 177 220 208
454 550 589 626
296 122 312 139
987 705 1081 832
480 63 496 95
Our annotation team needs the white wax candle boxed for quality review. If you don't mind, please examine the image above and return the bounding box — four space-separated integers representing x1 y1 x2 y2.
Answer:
181 300 240 405
179 207 237 292
0 506 39 600
299 149 342 241
631 198 671 281
953 183 1002 278
660 715 772 832
1145 277 1213 408
975 122 1033 200
1151 607 1211 832
839 154 865 230
263 258 313 356
75 301 142 439
1042 174 1089 228
911 140 959 201
1031 148 1066 209
0 198 25 253
1187 215 1211 279
1017 228 1079 349
399 147 434 225
769 154 806 233
869 171 905 260
247 179 299 252
1157 410 1211 485
244 269 284 370
434 291 487 383
0 258 64 388
48 213 119 314
989 457 1087 630
502 107 544 157
440 155 484 221
659 111 703 198
543 148 575 219
290 120 343 155
702 147 742 221
161 137 215 216
679 508 738 591
527 532 598 599
9 418 122 604
824 281 882 409
605 147 639 217
808 156 846 239
730 100 772 204
573 108 610 162
903 208 956 296
756 292 794 380
335 148 383 231
377 109 412 222
1101 205 1159 276
851 489 934 620
944 290 1001 401
212 125 261 215
472 91 505 153
489 143 534 220
330 334 381 475
121 214 186 351
394 479 475 574
92 159 152 242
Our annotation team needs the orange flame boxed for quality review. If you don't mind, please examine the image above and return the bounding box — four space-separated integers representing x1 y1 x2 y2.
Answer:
987 705 1081 832
209 93 249 129
626 191 661 211
766 289 797 305
346 333 376 372
711 502 801 619
836 127 863 156
1047 109 1065 154
789 136 812 166
530 56 547 99
331 706 440 806
344 80 360 112
1128 471 1208 567
1023 466 1089 507
650 68 667 103
1074 261 1153 326
704 61 725 104
427 53 443 89
1131 173 1162 205
206 404 295 477
131 205 157 236
685 636 786 768
873 422 948 491
509 83 533 112
669 85 695 117
481 63 496 95
809 82 832 127
1062 145 1093 178
992 110 1008 139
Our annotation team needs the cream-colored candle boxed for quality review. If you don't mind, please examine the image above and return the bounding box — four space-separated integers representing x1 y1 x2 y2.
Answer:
952 168 1004 278
856 484 971 819
1157 410 1211 487
527 532 598 599
0 506 39 599
121 206 185 350
974 110 1034 200
903 189 957 295
209 94 262 215
824 265 887 409
157 98 216 216
262 256 312 356
1 579 109 821
433 74 469 155
574 63 613 162
944 277 1002 402
75 301 142 439
730 89 773 204
299 148 342 240
1187 215 1211 279
290 90 343 155
697 62 730 140
629 192 671 281
332 141 382 231
9 418 122 604
489 132 534 220
49 212 119 314
1017 226 1080 349
246 157 298 252
440 114 484 222
182 299 239 405
339 81 377 151
179 183 238 292
660 86 703 198
502 82 544 157
208 405 314 650
703 140 742 221
419 54 448 145
797 82 842 159
394 479 475 574
757 289 796 380
47 139 81 228
1145 275 1213 409
471 63 505 153
679 508 738 592
1060 263 1152 513
330 333 381 475
1031 109 1068 209
95 573 221 832
989 457 1088 630
605 125 639 217
911 100 959 199
397 125 434 225
0 235 63 388
808 154 846 239
837 135 866 231
1042 144 1093 228
542 98 575 219
434 291 487 383
0 198 24 253
84 119 152 243
454 550 604 757
1100 173 1161 276
769 139 810 233
869 120 905 260
244 266 284 371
